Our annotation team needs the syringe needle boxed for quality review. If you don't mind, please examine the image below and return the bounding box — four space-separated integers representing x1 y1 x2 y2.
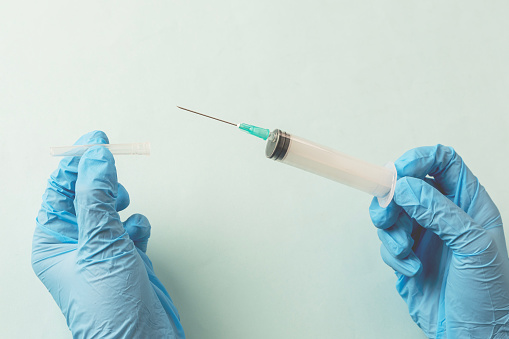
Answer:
177 106 237 126
178 105 272 140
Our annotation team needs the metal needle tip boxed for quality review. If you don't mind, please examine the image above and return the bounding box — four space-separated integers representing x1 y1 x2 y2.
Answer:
177 106 237 126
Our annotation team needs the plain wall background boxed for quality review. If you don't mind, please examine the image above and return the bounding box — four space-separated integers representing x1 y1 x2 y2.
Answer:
1 1 508 338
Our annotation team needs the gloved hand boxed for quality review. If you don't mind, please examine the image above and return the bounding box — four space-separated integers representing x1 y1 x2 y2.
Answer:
370 145 509 338
32 131 185 339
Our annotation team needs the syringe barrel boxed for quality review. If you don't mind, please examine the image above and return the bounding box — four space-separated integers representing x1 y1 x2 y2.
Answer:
265 130 396 207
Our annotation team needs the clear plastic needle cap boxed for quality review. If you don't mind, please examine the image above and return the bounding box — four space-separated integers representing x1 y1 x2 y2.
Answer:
50 142 151 157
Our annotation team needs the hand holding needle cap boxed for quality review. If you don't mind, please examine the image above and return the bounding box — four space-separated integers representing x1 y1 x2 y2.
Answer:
34 130 184 338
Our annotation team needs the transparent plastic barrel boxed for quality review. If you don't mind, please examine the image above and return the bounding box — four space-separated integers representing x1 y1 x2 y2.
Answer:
267 131 396 207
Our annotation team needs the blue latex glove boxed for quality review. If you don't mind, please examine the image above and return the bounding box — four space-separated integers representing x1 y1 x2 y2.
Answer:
370 145 509 338
32 131 185 339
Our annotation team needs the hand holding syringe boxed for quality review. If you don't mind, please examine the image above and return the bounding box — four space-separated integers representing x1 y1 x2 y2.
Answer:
177 106 397 207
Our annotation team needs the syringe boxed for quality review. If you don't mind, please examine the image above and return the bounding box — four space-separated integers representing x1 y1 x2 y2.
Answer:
178 106 397 207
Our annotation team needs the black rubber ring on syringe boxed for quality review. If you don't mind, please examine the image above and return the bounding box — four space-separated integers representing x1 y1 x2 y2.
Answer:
265 129 291 160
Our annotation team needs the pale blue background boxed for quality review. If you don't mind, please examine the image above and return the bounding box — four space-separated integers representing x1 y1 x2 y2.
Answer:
1 1 508 338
